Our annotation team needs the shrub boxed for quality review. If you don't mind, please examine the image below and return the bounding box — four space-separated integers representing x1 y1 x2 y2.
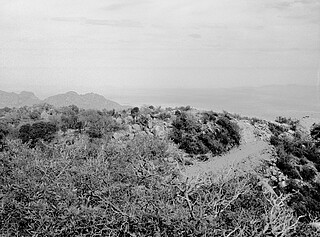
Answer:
268 122 288 136
311 124 320 141
131 107 140 119
300 164 317 182
158 112 171 120
137 114 149 127
18 121 58 146
0 122 9 151
275 117 299 131
170 112 240 155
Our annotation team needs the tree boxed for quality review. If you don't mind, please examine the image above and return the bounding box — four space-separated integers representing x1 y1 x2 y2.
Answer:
0 122 9 151
18 124 32 144
19 122 58 146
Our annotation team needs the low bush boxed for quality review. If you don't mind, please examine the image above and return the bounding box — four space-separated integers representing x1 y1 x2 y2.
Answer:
310 123 320 141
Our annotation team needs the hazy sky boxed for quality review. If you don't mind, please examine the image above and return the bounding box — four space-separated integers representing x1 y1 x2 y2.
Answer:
1 0 319 97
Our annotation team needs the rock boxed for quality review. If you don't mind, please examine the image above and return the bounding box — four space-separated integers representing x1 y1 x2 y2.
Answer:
147 120 153 129
127 125 133 133
309 222 320 230
279 181 287 188
270 176 277 182
132 124 141 132
184 158 194 166
281 132 294 141
113 131 126 139
146 131 153 136
167 157 175 163
197 154 209 161
124 116 134 124
115 117 122 124
136 131 147 137
152 125 166 138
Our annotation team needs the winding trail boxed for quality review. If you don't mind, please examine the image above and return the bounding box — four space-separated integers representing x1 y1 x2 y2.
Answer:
183 121 274 179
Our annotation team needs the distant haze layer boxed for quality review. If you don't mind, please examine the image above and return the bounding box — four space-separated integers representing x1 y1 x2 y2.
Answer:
110 85 320 120
1 85 319 120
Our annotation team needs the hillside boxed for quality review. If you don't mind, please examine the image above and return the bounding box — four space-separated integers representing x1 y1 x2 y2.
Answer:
0 91 41 108
44 91 124 110
1 105 320 235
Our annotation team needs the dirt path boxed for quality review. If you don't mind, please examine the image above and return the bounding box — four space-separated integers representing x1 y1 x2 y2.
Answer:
183 121 274 179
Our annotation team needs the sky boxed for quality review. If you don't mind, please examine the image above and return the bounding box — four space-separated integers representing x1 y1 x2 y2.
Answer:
0 0 319 97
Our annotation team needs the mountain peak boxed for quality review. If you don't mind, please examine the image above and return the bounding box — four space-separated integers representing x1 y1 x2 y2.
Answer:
0 90 125 110
65 91 78 96
20 91 36 96
0 91 41 108
44 91 123 110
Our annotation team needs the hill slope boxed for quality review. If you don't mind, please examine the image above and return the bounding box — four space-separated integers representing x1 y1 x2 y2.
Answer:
0 90 125 110
44 91 123 110
0 91 41 108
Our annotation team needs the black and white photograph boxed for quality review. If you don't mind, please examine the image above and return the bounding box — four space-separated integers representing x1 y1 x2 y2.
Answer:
1 0 320 236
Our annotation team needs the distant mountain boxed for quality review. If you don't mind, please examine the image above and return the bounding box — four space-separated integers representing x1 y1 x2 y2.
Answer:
44 91 123 110
0 91 41 108
0 90 125 110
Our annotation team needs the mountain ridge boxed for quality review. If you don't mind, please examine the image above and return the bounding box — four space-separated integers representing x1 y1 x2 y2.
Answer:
0 90 125 110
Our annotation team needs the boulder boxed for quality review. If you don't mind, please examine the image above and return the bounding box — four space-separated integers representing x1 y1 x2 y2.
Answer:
132 124 141 132
124 116 134 124
115 117 122 124
113 131 127 140
167 157 175 163
147 120 153 129
152 125 166 138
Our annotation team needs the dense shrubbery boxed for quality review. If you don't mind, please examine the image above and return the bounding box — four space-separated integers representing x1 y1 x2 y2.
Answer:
310 123 320 141
268 122 288 137
0 122 9 151
275 116 299 131
269 123 320 221
0 135 303 236
18 121 58 147
170 112 240 155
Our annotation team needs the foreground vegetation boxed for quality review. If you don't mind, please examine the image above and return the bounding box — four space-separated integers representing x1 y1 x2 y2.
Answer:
0 105 318 236
269 121 320 222
1 135 306 236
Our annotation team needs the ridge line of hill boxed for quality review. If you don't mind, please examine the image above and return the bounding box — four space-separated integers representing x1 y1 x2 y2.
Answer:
0 90 125 110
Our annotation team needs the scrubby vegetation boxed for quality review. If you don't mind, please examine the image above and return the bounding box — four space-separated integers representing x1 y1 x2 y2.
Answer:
0 105 316 236
269 118 320 222
275 117 299 131
1 136 304 236
311 123 320 141
170 111 241 155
